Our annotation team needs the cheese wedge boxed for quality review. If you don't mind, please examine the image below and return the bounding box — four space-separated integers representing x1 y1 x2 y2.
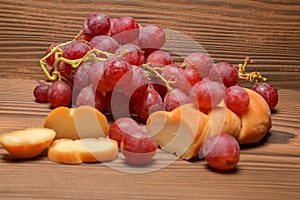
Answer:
0 127 56 158
44 106 109 139
47 137 118 164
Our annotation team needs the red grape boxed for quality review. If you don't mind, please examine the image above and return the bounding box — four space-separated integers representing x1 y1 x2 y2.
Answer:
163 89 191 111
176 67 202 92
135 85 164 122
82 13 111 37
56 62 73 79
76 85 105 112
202 133 240 171
184 52 213 77
108 117 141 147
190 79 225 110
160 64 183 88
252 82 278 110
89 61 106 91
73 62 92 90
115 65 149 99
146 50 173 68
209 62 238 88
47 81 72 108
76 34 92 42
138 24 166 55
45 42 62 67
62 41 91 60
33 81 51 103
89 35 119 57
97 56 131 92
116 44 144 66
110 16 139 44
121 129 157 165
225 86 250 116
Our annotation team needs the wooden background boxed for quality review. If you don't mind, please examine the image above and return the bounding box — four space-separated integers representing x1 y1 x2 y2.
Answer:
0 0 299 199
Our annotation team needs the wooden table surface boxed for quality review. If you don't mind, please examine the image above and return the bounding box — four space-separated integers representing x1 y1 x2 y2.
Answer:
0 0 299 199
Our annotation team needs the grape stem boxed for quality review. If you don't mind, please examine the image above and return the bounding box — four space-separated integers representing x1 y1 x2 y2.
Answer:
238 57 267 84
40 40 114 82
142 63 174 91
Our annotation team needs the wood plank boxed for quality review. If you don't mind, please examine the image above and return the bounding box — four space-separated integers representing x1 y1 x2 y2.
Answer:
0 78 299 199
0 0 299 89
0 0 300 199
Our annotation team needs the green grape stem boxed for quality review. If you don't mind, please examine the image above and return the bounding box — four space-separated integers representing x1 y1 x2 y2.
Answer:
40 40 114 82
142 63 174 91
237 57 267 84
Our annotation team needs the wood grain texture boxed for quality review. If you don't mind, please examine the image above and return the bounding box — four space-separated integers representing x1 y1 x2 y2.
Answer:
0 0 300 89
0 0 300 199
0 79 299 200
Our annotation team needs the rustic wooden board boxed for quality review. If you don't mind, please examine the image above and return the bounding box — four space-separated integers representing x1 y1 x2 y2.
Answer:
0 0 300 89
0 79 299 200
0 0 300 199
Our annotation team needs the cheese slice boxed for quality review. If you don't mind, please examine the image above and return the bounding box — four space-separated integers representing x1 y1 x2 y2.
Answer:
44 106 109 139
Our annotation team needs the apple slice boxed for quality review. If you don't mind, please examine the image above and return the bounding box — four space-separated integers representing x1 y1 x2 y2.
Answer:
44 106 109 139
0 127 56 158
47 137 118 164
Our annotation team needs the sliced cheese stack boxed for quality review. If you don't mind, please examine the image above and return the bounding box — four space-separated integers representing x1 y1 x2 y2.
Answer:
43 105 118 164
146 88 272 160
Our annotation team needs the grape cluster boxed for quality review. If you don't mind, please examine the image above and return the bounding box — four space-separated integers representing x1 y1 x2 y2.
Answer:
33 12 279 169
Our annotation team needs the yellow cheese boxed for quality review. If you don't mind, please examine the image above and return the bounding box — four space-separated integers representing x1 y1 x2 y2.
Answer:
44 106 109 139
0 127 56 158
47 137 118 164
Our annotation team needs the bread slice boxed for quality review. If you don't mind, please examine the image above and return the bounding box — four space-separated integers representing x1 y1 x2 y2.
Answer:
0 127 56 158
47 137 118 164
238 88 272 144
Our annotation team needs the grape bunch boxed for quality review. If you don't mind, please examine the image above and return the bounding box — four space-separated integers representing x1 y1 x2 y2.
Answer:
33 12 279 168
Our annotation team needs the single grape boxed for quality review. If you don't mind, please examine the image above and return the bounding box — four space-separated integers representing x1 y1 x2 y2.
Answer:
45 42 62 67
115 65 149 99
110 16 139 44
108 117 141 147
252 82 278 110
97 56 132 92
76 34 93 42
109 89 135 119
75 85 105 111
73 62 92 90
190 79 225 110
209 62 238 88
116 44 144 66
82 13 111 37
121 129 157 165
47 81 72 108
160 64 183 89
89 35 119 57
135 85 164 122
138 24 166 55
56 62 73 79
225 86 250 116
176 67 202 92
163 89 191 111
33 81 51 103
146 50 173 68
184 52 213 77
89 61 106 92
202 133 240 171
62 41 91 60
